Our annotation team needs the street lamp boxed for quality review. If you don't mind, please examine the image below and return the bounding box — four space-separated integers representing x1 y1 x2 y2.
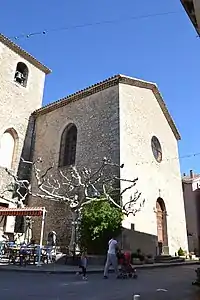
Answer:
71 212 81 260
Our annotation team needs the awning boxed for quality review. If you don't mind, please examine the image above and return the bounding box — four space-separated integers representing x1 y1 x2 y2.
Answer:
0 207 46 216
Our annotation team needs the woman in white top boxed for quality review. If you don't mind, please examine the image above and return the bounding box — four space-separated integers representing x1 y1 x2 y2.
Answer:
103 236 120 279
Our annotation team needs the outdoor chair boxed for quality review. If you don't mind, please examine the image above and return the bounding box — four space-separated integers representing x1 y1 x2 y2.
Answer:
0 241 4 259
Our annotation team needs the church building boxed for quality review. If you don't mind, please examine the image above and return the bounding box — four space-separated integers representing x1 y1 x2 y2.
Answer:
0 34 188 256
29 75 188 256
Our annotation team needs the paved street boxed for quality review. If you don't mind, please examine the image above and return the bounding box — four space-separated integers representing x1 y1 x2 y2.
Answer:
0 265 200 300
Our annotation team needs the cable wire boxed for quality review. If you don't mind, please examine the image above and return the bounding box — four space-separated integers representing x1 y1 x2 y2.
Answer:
8 149 200 167
8 10 182 40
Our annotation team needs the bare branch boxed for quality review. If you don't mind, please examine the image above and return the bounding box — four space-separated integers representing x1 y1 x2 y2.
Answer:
81 197 106 208
59 169 70 183
120 183 136 197
4 168 18 181
30 158 144 217
86 159 106 183
0 194 17 205
40 164 54 182
102 184 123 211
20 157 34 165
2 156 145 254
33 164 54 188
3 157 145 229
114 177 138 184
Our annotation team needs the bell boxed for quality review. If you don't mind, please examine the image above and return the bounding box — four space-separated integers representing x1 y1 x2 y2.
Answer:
15 71 23 79
15 71 24 83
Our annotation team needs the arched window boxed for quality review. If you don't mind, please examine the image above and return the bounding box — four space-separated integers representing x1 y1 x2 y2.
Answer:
0 129 18 169
14 62 29 87
59 124 77 167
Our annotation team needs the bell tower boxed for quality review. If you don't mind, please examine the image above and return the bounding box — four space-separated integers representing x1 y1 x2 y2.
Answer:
0 33 51 235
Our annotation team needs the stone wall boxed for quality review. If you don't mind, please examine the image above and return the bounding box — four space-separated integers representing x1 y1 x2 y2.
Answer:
0 40 47 233
29 85 120 244
119 228 158 256
30 197 71 245
182 178 200 253
28 76 188 255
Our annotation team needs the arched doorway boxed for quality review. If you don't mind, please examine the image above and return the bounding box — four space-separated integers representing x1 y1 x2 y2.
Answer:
156 198 168 255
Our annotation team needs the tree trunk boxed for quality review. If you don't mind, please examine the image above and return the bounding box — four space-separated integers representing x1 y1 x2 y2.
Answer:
69 210 77 254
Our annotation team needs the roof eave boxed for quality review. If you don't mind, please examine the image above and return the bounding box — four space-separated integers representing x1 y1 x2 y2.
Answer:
182 177 200 183
0 33 51 74
181 0 200 36
33 74 181 141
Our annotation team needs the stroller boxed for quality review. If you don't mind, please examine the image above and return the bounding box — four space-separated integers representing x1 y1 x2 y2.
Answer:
118 251 138 279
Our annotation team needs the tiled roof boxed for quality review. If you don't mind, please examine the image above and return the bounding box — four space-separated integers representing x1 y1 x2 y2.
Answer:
0 33 51 74
32 74 181 140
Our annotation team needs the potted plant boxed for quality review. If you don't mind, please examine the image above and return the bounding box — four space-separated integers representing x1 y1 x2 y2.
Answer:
177 247 186 258
145 254 154 264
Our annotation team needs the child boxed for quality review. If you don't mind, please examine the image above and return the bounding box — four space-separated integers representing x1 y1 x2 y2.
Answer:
79 251 87 280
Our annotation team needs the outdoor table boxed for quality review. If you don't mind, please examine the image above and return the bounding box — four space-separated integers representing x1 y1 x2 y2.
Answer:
0 207 47 266
6 244 52 266
7 246 37 265
19 246 37 266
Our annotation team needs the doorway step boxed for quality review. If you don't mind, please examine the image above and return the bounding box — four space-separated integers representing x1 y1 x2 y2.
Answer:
154 255 185 263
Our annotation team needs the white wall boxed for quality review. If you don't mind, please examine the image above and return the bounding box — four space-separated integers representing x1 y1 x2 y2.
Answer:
119 83 188 255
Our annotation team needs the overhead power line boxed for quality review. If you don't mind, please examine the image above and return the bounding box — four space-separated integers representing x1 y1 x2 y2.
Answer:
10 150 200 166
9 10 182 40
135 151 200 166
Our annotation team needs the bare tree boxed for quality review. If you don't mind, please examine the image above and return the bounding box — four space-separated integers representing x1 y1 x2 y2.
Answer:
0 157 145 252
0 168 29 207
0 166 33 243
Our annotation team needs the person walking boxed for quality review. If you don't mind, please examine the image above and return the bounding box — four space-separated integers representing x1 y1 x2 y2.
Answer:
78 251 88 280
103 236 120 279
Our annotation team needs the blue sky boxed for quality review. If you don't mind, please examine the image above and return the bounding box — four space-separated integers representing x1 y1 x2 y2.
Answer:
1 0 200 174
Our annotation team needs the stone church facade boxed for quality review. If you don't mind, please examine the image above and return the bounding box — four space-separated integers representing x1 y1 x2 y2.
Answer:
30 75 188 256
0 34 188 256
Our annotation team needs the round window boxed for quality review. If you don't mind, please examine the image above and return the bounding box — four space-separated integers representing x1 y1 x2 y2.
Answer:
151 136 162 163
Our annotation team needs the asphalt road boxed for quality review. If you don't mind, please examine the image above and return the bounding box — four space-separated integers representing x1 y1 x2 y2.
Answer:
0 265 199 300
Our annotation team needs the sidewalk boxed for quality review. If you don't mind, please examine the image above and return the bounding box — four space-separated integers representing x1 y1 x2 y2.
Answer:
0 260 199 274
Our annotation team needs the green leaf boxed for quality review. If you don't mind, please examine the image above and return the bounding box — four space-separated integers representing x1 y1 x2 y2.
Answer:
79 200 124 254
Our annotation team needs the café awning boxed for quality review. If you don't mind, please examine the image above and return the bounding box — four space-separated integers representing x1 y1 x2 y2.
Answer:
0 206 47 266
0 207 46 216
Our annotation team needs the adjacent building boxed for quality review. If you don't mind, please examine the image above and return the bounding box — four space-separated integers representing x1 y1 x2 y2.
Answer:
181 0 200 35
182 170 200 254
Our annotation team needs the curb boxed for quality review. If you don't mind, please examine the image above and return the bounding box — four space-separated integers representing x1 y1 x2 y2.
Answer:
134 261 200 270
0 261 199 274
